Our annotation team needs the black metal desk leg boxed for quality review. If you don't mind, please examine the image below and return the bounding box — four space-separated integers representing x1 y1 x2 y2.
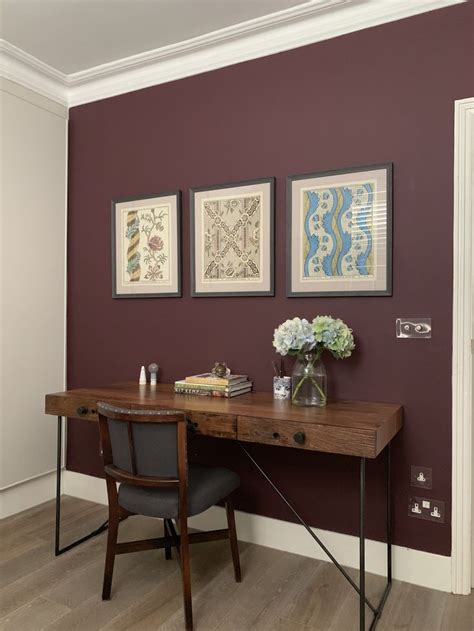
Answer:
360 457 366 631
368 444 392 631
55 416 108 556
55 415 62 555
387 443 392 583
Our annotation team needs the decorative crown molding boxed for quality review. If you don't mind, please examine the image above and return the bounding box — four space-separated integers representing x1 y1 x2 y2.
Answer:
0 0 465 107
0 40 67 106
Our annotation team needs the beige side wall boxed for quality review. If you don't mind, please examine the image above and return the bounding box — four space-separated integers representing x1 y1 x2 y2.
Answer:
0 78 67 514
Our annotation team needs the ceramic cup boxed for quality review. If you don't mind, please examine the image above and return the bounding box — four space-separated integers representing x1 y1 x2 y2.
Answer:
273 376 291 400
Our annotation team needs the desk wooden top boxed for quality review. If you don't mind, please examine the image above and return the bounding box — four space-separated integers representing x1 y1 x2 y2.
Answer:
45 383 403 459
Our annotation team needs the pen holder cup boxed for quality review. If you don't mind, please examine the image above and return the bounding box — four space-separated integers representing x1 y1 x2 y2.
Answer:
273 376 291 400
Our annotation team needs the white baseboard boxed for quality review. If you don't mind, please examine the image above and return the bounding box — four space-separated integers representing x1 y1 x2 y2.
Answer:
0 470 57 519
63 470 452 592
63 469 109 505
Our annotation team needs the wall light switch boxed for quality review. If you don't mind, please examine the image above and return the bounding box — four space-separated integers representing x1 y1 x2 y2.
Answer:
411 465 432 489
396 318 432 339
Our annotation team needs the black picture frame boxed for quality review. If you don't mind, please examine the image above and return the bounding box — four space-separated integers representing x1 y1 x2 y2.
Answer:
111 191 182 298
190 177 275 297
286 163 393 297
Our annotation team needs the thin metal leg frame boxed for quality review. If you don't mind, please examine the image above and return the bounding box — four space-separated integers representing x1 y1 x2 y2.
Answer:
55 416 108 556
367 443 392 631
239 442 392 631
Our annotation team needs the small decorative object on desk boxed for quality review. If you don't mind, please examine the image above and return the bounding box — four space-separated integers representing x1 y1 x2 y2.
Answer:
139 365 147 385
211 362 231 378
148 363 159 385
273 376 291 400
273 316 355 407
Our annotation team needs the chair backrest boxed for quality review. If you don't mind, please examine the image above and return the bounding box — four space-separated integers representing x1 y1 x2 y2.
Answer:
97 402 188 493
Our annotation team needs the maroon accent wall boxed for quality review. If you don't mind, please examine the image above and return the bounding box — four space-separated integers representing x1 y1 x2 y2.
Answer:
67 4 473 556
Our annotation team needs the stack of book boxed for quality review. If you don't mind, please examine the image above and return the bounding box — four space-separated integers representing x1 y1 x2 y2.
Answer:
175 373 252 398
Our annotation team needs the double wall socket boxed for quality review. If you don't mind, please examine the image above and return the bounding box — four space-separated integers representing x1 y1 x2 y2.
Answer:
408 496 445 523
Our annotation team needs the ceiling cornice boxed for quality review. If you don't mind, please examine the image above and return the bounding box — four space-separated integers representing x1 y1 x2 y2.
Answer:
0 0 465 108
0 40 67 106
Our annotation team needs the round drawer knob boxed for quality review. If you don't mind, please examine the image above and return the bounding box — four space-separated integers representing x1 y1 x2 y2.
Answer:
77 406 89 415
293 431 306 445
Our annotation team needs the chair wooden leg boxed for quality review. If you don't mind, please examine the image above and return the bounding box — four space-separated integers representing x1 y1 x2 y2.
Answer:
102 511 119 600
226 498 241 583
164 519 172 560
179 517 193 630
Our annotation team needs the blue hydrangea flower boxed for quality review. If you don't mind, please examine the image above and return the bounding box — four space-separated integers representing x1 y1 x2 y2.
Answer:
272 318 315 356
312 316 355 359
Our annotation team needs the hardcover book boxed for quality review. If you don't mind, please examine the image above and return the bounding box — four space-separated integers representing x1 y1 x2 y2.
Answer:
175 380 251 392
184 373 248 386
175 386 252 398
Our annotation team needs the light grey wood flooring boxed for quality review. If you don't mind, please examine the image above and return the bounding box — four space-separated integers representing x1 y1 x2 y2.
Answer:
0 497 472 631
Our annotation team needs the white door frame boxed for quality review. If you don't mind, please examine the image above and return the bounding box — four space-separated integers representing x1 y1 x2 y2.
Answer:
451 96 474 595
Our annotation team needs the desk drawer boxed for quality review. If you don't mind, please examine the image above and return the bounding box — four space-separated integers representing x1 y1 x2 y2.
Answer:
237 416 376 457
187 412 237 439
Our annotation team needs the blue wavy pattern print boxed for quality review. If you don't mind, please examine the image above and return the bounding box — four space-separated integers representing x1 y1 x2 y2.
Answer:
302 180 374 279
321 189 338 276
303 191 319 277
336 187 353 275
355 183 373 276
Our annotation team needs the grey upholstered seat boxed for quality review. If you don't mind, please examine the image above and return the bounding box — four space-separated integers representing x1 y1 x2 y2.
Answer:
118 463 240 518
106 417 240 518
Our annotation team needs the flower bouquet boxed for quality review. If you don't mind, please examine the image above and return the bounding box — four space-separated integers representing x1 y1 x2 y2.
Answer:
272 316 355 406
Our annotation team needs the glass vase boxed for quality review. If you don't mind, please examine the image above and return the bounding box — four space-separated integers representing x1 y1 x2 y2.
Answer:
291 352 327 406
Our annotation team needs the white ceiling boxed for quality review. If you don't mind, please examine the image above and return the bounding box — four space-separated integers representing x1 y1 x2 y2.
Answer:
0 0 463 106
0 0 305 74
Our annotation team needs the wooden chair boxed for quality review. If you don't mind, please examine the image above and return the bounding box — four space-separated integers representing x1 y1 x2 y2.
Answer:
97 402 241 630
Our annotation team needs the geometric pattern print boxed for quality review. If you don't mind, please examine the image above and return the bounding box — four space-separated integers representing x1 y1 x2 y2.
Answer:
302 182 374 279
202 194 261 281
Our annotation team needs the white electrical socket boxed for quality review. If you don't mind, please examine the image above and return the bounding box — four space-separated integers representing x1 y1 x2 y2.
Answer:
409 496 445 523
410 465 432 489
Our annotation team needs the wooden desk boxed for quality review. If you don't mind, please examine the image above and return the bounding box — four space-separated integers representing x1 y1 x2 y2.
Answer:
45 383 403 631
45 382 402 459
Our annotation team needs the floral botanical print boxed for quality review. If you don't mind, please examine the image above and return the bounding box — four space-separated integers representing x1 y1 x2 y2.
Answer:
126 211 141 281
202 193 261 281
123 205 170 284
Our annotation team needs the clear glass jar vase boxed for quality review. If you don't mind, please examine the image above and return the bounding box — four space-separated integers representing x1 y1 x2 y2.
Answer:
291 351 327 406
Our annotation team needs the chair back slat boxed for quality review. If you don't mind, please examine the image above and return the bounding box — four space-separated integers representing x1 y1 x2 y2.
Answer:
127 422 137 475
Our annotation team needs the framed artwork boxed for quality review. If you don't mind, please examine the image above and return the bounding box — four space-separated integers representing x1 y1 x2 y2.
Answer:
190 177 275 296
112 192 181 298
287 163 392 297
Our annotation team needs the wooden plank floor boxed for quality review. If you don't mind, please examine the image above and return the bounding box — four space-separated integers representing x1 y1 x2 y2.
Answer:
0 497 472 631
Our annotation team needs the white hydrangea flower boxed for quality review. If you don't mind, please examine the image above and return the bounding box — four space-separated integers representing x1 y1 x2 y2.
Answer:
272 317 315 356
